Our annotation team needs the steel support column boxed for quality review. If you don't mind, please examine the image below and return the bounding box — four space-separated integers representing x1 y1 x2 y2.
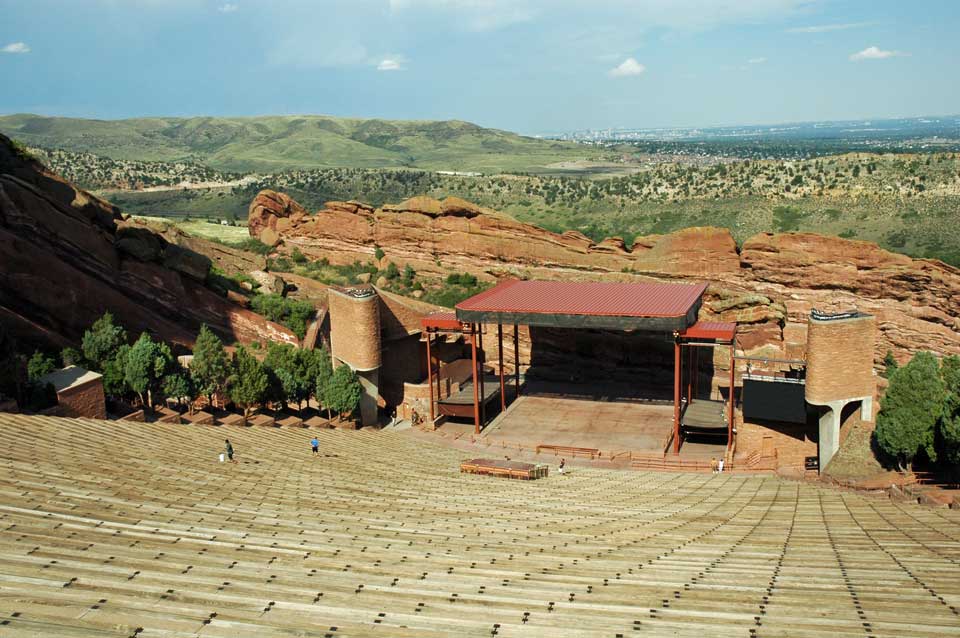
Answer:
470 327 480 434
513 324 520 398
426 330 434 424
478 324 485 426
673 337 681 455
498 323 506 411
728 341 735 448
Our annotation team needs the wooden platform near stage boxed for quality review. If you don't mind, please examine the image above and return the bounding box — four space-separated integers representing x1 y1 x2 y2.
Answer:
681 399 729 438
438 380 504 419
460 458 548 480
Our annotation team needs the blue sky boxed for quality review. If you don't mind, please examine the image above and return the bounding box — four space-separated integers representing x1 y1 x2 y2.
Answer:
1 0 957 133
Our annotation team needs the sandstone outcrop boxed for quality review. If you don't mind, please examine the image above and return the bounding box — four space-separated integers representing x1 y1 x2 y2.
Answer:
248 189 309 247
248 189 960 365
0 134 297 351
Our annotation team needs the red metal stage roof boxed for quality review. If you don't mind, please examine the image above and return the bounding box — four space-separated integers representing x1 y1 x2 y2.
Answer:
421 312 461 331
457 280 708 318
679 321 736 342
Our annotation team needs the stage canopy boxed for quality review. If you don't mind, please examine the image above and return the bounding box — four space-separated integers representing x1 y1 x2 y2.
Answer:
454 279 708 331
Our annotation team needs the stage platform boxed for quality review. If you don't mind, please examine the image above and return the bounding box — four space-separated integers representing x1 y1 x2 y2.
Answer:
483 393 676 454
681 399 728 436
437 378 511 419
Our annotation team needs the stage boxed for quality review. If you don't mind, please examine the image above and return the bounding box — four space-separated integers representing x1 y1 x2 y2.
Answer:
482 390 676 454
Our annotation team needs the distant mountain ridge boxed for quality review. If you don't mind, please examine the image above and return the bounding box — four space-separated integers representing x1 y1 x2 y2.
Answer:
0 113 586 173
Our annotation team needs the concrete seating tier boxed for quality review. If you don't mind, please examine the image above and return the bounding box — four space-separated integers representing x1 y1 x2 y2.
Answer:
0 414 958 637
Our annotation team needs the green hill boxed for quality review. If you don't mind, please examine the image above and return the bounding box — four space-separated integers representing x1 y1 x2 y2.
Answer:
0 113 590 173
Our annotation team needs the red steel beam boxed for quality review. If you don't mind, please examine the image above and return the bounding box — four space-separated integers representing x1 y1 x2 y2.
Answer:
478 324 485 427
498 323 506 412
673 338 681 455
470 327 480 434
513 324 520 398
426 330 434 424
728 342 735 449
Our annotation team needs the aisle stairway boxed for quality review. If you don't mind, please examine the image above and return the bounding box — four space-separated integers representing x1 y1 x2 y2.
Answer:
0 414 958 637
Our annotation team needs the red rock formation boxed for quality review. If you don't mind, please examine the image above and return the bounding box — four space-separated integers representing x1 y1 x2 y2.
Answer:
248 190 960 365
248 189 309 247
248 192 740 277
0 134 297 351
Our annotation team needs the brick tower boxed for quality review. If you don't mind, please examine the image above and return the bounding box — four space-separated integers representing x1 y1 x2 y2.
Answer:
328 286 382 426
804 310 876 470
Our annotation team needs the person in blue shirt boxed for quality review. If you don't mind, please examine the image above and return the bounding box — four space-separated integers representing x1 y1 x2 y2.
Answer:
310 437 319 456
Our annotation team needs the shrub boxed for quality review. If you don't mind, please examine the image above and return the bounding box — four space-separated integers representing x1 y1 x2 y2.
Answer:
250 294 315 340
27 351 56 382
230 238 273 255
60 347 84 367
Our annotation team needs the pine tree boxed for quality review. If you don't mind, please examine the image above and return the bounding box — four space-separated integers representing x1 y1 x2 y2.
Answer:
326 364 362 421
27 351 56 382
229 346 269 425
191 325 230 409
875 351 944 470
124 333 173 410
937 355 960 466
82 312 128 370
162 359 195 410
314 347 334 419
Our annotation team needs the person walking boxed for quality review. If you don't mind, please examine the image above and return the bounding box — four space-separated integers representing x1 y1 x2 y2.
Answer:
310 436 319 456
710 457 718 473
558 458 566 475
225 439 236 463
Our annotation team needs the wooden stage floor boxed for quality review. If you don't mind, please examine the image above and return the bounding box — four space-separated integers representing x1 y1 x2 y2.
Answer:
483 394 676 453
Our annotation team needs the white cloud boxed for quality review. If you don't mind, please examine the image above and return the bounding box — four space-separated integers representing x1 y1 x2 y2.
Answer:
748 57 766 64
787 21 873 34
608 57 646 77
849 46 907 61
1 42 30 54
377 56 406 71
217 3 238 12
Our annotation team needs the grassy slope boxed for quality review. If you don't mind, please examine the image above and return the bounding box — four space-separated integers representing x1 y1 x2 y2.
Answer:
0 114 590 173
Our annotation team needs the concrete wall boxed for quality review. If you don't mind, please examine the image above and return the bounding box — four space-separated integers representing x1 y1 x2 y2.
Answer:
380 334 423 408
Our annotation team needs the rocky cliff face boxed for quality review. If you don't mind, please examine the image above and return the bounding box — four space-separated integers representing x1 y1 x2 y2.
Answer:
0 134 297 351
249 190 960 365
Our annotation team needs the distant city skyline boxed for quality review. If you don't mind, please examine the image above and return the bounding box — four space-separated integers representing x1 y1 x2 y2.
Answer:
1 0 958 135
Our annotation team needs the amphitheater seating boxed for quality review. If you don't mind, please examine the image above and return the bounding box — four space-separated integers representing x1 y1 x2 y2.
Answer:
0 413 959 637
